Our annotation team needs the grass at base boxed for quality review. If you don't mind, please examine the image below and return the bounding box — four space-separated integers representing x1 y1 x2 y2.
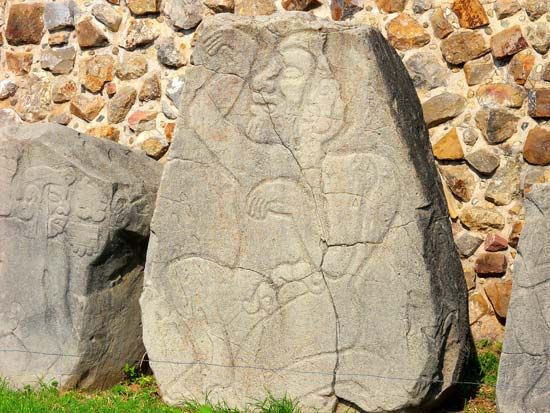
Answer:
0 341 501 413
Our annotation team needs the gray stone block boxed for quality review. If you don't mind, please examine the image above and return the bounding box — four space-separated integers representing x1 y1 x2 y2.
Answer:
496 183 550 412
141 13 470 412
0 124 161 390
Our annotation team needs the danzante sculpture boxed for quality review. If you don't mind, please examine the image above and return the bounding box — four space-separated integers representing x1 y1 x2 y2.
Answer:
141 13 470 412
0 124 161 389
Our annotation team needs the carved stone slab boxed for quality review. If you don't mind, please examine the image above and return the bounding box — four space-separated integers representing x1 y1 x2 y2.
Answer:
497 184 550 413
0 124 161 389
141 13 470 412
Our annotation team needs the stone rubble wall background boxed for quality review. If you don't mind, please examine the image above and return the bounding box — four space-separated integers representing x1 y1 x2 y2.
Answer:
0 0 548 342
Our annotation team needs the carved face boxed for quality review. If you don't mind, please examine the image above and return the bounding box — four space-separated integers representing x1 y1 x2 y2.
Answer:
17 185 40 221
251 47 315 113
46 183 70 238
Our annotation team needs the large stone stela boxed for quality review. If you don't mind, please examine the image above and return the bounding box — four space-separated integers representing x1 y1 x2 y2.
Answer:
141 13 470 412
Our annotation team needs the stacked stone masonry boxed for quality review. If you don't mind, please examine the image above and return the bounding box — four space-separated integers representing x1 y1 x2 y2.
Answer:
1 0 549 341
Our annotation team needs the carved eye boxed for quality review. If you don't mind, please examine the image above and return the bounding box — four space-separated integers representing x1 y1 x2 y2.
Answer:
281 67 303 79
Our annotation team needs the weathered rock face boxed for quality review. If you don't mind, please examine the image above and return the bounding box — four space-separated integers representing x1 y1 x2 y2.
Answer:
141 13 470 412
497 183 550 413
0 124 161 390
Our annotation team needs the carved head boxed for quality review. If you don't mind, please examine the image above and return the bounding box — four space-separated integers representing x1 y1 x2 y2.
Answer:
16 166 75 237
248 32 344 150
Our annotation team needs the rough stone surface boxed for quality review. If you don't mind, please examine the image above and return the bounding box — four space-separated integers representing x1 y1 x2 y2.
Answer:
491 26 528 59
386 13 430 51
116 54 147 80
80 55 114 93
430 8 453 39
48 32 70 47
423 93 467 128
163 0 204 30
107 86 137 123
86 125 120 141
204 0 235 13
0 80 17 100
484 233 508 252
465 148 500 175
440 164 476 202
76 17 109 48
14 75 51 123
281 0 320 11
527 19 550 55
376 0 407 13
508 51 534 85
121 18 159 50
91 4 122 32
70 94 105 122
476 108 519 144
528 89 550 118
157 37 188 68
0 123 158 390
5 51 33 76
474 253 507 276
522 0 548 21
40 46 76 75
497 183 550 412
127 0 159 15
455 231 483 257
234 0 276 15
139 74 161 101
440 31 489 65
452 0 489 29
5 3 44 46
141 14 470 412
405 52 447 90
432 128 463 160
52 78 78 103
464 57 494 86
485 156 520 206
44 2 73 31
494 0 520 19
523 126 550 165
484 279 511 318
460 205 505 231
476 83 526 109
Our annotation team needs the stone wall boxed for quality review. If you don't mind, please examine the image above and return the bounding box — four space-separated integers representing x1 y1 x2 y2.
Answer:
1 0 548 341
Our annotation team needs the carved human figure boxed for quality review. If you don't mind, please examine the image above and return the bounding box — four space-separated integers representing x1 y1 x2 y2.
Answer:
143 14 468 413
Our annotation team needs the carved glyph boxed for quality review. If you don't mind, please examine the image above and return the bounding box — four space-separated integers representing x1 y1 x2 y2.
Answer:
497 184 550 413
0 124 161 390
141 13 470 412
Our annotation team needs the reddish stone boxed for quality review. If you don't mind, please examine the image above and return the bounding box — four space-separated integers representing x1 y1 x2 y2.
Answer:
376 0 407 13
452 0 489 29
5 51 33 76
127 110 157 132
485 233 508 251
523 126 550 165
484 279 512 318
5 3 45 45
491 26 528 58
105 82 117 97
528 89 550 118
430 8 453 39
508 51 534 85
476 83 526 108
474 253 507 276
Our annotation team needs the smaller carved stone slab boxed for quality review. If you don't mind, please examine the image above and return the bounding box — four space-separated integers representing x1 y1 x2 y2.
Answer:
0 124 161 389
497 183 550 413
